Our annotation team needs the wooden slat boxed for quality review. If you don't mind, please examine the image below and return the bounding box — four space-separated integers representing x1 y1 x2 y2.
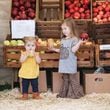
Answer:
40 53 59 60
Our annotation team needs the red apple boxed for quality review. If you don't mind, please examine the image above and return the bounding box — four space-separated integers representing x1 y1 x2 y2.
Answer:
65 12 71 18
74 7 79 11
102 4 106 9
25 1 31 8
11 8 18 16
19 6 25 11
85 13 91 19
103 18 108 23
83 0 90 5
80 13 85 19
93 17 98 23
28 11 35 19
20 11 27 19
79 8 84 13
73 12 80 19
19 0 24 5
15 15 20 20
93 8 99 13
105 6 110 12
65 0 71 6
70 8 74 13
98 6 103 11
69 4 74 9
93 2 97 7
73 0 79 5
13 1 19 7
93 12 97 17
99 11 104 16
108 17 110 22
80 32 89 41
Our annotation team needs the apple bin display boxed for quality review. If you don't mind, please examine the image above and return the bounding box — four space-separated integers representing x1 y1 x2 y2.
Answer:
11 0 36 20
64 0 92 20
3 38 94 68
93 1 110 23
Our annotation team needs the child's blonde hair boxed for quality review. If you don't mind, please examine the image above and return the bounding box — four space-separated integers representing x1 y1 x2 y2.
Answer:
61 18 79 38
23 36 37 44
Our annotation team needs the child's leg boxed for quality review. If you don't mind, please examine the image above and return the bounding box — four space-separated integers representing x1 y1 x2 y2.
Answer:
20 78 30 100
67 74 84 99
30 78 42 99
57 73 69 98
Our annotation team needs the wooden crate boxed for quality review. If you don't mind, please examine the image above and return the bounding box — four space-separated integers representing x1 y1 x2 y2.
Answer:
92 23 110 39
95 44 110 67
11 0 37 20
3 46 24 68
36 0 64 21
36 21 61 38
96 39 110 44
3 43 95 68
75 21 92 38
20 71 47 93
63 0 92 21
77 44 95 68
3 45 59 68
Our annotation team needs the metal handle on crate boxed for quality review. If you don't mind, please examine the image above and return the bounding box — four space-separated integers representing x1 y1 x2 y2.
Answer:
95 77 103 82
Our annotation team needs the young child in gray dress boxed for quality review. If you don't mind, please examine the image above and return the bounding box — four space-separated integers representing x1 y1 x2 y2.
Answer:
48 18 86 99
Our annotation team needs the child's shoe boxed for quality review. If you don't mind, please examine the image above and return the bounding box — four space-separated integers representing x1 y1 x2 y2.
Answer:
18 93 28 100
32 92 42 99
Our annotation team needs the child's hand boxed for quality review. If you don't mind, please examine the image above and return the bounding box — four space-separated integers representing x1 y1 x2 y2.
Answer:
48 46 53 50
34 52 41 64
26 51 35 57
80 39 88 44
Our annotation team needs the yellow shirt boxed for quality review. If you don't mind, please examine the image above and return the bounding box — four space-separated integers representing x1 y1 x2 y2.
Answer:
19 52 39 79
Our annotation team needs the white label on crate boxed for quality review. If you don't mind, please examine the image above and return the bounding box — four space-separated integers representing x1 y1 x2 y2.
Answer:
100 45 110 50
11 20 35 39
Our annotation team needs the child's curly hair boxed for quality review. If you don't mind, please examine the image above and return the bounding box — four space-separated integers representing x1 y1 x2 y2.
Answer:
23 36 37 44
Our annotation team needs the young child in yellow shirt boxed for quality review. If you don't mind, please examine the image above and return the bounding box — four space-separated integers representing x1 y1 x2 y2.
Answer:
18 37 42 100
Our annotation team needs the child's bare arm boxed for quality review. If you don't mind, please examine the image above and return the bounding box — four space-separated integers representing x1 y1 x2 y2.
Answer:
48 47 60 53
72 40 84 53
19 52 28 63
35 53 41 64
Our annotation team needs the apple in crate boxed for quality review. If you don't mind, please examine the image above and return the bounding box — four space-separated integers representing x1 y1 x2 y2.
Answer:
17 40 24 46
3 40 10 46
10 40 18 46
11 59 17 62
80 32 89 41
7 59 12 62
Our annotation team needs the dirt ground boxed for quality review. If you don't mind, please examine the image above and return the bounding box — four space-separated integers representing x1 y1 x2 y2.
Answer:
0 88 110 110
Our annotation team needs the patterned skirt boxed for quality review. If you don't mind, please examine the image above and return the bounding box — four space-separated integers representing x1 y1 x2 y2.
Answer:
57 73 84 99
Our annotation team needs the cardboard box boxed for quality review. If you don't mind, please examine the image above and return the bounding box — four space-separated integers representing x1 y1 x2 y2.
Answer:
52 72 80 93
20 71 47 93
84 73 110 94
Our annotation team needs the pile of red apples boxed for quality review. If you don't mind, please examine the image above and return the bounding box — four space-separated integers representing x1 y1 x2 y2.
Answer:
93 1 110 23
11 0 36 20
64 0 91 19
